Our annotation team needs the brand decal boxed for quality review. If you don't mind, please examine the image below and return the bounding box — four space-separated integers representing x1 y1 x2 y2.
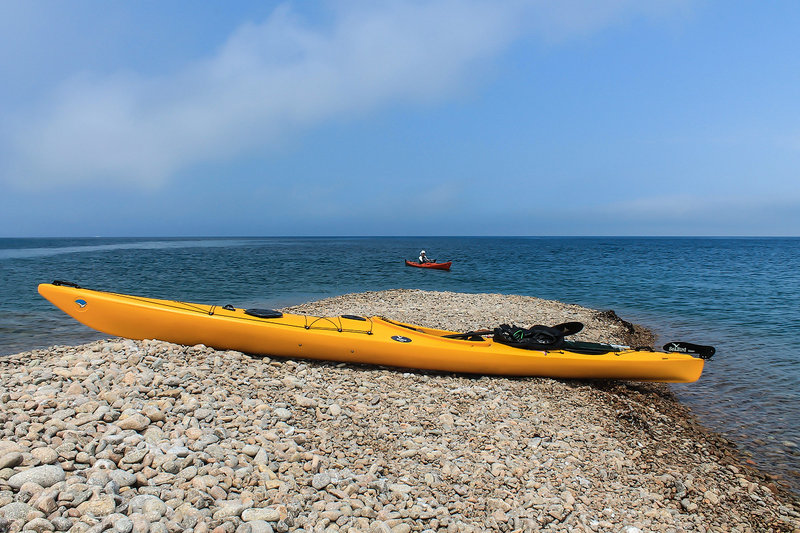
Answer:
75 299 87 308
391 335 412 343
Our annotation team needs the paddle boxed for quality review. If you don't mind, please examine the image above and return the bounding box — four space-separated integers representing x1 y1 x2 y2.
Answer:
561 340 716 358
552 321 583 336
555 322 715 358
663 341 716 359
443 321 716 359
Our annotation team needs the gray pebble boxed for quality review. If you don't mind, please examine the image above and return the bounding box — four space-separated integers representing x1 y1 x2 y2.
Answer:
311 472 331 490
109 514 133 533
127 494 167 518
0 502 32 521
108 469 137 487
51 516 73 531
8 465 65 489
247 521 275 533
273 408 292 421
0 452 23 470
242 508 281 522
23 517 53 533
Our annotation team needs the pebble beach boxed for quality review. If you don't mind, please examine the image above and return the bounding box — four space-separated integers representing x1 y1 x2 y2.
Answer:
1 289 799 533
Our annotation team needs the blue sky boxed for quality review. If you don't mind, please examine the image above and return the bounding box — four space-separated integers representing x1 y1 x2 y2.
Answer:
1 1 799 236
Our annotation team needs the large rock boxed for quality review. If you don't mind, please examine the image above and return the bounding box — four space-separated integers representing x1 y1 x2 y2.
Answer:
247 521 275 533
108 469 137 487
8 465 65 489
0 441 23 456
0 502 33 521
212 500 245 520
311 473 330 490
31 447 58 465
0 452 23 470
116 414 150 431
242 508 281 522
106 513 133 533
22 517 54 533
127 495 167 518
78 495 117 517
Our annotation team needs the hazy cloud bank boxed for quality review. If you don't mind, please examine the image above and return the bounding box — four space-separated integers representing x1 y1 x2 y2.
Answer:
4 0 685 189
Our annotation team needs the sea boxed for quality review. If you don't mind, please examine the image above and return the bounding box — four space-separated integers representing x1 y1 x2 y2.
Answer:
1 236 798 493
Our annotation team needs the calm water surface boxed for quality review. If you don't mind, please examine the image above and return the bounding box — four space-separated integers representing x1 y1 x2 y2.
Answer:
1 236 798 493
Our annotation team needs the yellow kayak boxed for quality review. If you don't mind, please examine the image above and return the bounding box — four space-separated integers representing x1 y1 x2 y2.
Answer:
38 282 706 382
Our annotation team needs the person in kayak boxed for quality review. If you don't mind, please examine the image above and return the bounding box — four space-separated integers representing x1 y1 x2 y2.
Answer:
419 250 430 263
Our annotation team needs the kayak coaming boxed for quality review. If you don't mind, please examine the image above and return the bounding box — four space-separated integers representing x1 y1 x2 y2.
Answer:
37 283 705 382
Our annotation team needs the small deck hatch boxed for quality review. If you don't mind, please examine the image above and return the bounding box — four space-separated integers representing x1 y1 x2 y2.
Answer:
244 308 283 319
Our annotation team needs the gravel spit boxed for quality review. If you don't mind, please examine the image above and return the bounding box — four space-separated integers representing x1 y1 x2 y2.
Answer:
1 289 798 532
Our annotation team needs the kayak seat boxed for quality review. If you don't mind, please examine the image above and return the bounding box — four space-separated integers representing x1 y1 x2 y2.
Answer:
245 308 283 319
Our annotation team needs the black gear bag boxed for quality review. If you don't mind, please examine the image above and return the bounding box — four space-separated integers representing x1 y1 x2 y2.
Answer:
492 324 565 350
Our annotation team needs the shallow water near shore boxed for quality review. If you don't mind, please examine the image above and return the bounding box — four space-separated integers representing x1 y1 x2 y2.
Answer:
1 236 799 494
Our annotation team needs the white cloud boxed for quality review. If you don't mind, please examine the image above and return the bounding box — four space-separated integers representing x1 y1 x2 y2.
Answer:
525 0 692 42
4 0 689 189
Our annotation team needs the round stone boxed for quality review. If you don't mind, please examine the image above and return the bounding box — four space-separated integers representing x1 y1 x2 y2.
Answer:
0 452 23 469
78 495 117 516
127 494 167 518
116 414 150 431
31 447 59 465
311 473 331 490
0 502 33 521
242 508 281 522
8 464 66 489
273 408 292 421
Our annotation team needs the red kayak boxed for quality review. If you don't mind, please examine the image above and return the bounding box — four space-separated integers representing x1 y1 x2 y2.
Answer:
405 260 452 270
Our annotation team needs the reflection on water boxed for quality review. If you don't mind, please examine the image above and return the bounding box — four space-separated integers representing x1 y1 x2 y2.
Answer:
0 237 252 260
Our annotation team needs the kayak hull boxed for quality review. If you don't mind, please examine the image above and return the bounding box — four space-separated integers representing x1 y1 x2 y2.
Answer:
405 260 452 270
37 283 705 382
